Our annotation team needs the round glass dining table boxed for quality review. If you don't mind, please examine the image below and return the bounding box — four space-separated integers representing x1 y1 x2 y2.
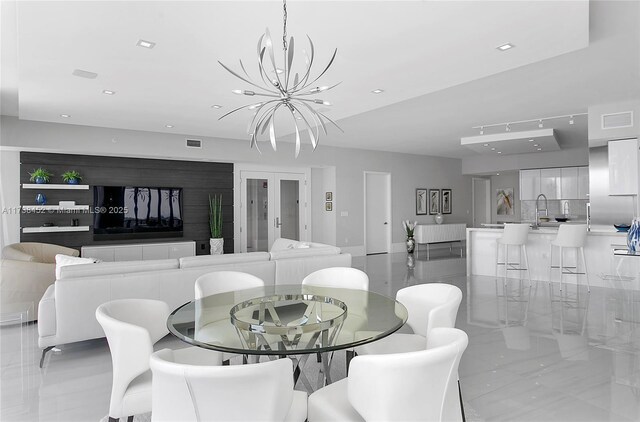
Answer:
167 284 408 387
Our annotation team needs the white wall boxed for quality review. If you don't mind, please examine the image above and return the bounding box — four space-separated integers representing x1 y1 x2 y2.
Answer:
0 116 471 254
0 148 20 249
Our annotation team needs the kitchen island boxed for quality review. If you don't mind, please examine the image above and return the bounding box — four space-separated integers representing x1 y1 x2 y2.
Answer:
466 226 640 288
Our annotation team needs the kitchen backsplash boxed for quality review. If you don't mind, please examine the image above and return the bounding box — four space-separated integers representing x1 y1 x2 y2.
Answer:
520 199 589 222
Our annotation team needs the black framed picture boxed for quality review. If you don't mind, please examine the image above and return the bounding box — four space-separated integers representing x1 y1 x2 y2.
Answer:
441 189 452 214
416 188 427 215
429 189 440 215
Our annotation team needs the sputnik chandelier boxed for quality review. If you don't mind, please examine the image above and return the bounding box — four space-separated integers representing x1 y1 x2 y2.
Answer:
218 0 342 157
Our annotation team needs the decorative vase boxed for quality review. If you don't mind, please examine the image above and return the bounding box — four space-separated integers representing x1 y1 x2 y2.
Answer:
67 178 79 185
35 176 46 184
627 219 640 252
35 193 47 205
406 237 415 254
210 238 224 255
435 213 444 225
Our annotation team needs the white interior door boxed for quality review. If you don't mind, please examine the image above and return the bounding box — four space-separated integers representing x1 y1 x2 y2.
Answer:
473 178 491 227
240 171 307 252
365 172 391 255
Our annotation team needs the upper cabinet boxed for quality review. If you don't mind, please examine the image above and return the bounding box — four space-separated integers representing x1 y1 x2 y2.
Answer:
520 169 541 200
608 138 638 196
540 168 562 200
520 166 589 200
561 167 579 199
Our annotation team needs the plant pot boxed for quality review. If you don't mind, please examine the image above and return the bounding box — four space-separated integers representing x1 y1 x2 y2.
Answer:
34 176 46 184
35 193 47 205
210 238 224 255
66 178 79 185
406 237 415 254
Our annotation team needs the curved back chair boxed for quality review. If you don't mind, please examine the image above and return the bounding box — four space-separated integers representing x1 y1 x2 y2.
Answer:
398 283 463 338
195 271 265 300
550 224 589 291
302 267 369 291
150 350 307 422
309 328 468 422
95 299 170 422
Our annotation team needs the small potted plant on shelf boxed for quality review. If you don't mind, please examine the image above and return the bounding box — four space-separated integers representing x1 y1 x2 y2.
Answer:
209 194 223 255
28 168 54 184
61 170 83 185
402 220 417 254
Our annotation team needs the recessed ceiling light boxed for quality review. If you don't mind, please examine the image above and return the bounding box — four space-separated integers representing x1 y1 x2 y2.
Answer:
529 139 534 142
483 143 489 147
533 144 539 147
211 105 222 109
496 173 500 176
537 148 542 151
569 115 575 125
491 147 496 151
497 43 514 51
371 89 384 94
165 124 174 128
137 39 156 49
497 151 502 154
102 90 115 95
60 114 71 118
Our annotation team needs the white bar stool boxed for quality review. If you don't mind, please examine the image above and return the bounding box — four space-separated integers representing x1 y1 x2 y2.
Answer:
496 223 531 284
549 224 590 292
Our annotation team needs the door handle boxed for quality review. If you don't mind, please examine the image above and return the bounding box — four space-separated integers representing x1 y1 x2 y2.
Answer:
384 222 388 225
275 217 282 228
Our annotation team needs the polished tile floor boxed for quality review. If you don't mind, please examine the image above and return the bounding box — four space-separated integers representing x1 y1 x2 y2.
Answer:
2 250 639 421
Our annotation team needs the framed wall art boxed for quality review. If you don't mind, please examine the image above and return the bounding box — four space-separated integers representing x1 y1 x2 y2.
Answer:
429 189 440 215
441 189 452 214
416 188 427 215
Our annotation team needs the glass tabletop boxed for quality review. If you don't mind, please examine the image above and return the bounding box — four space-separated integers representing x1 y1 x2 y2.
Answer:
168 284 408 355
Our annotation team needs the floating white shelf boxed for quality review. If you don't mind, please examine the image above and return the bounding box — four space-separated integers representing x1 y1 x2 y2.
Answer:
21 205 90 211
22 184 89 190
22 226 90 233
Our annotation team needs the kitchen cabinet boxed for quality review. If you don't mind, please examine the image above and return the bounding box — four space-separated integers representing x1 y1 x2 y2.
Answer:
519 169 541 200
609 138 638 195
561 167 579 199
578 166 589 199
540 168 562 199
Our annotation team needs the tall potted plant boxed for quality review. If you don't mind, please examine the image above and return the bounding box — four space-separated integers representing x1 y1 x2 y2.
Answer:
209 194 223 255
403 220 417 254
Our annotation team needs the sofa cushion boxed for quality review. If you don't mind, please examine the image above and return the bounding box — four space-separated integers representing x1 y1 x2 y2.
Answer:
55 254 100 279
58 259 180 279
179 252 270 269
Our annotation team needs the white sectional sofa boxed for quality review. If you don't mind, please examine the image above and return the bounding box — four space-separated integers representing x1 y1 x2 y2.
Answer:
37 239 350 363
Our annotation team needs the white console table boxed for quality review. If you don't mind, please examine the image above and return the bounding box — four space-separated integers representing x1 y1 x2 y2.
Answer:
414 224 466 259
81 241 196 262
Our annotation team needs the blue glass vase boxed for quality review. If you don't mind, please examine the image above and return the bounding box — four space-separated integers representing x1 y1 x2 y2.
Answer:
35 193 47 205
627 219 640 252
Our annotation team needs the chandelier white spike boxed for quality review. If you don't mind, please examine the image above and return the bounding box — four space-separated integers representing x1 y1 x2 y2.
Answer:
218 0 342 157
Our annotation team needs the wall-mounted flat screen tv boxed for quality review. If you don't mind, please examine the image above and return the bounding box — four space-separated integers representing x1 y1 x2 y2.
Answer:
93 186 183 240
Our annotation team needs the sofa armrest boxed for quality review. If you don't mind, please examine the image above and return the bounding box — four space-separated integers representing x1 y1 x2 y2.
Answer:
1 247 35 262
1 259 56 320
38 285 57 338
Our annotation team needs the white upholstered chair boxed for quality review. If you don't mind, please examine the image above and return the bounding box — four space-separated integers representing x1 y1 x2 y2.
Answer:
194 270 265 299
194 271 265 364
308 327 469 422
150 349 307 422
301 267 369 291
355 283 462 356
95 299 219 422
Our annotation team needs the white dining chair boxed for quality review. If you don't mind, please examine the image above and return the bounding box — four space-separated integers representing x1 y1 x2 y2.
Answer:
194 270 265 299
96 299 220 422
302 267 369 369
150 349 308 422
194 271 265 365
308 327 469 422
355 283 462 356
301 267 369 291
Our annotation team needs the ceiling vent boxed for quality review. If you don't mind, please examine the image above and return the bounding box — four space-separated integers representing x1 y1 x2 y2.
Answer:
602 111 633 129
72 69 98 79
186 139 202 148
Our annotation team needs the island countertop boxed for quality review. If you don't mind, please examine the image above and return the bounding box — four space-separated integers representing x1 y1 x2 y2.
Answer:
468 226 627 237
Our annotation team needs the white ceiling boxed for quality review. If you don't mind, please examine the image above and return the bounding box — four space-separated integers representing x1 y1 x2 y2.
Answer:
1 1 639 158
461 128 560 156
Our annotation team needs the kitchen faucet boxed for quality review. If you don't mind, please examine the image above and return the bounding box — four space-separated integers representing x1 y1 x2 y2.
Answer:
534 193 548 229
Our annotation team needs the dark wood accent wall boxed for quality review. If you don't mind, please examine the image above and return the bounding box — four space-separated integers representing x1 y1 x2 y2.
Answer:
20 152 233 254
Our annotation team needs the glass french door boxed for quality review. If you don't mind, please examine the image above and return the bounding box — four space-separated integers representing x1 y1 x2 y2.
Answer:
240 171 306 252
